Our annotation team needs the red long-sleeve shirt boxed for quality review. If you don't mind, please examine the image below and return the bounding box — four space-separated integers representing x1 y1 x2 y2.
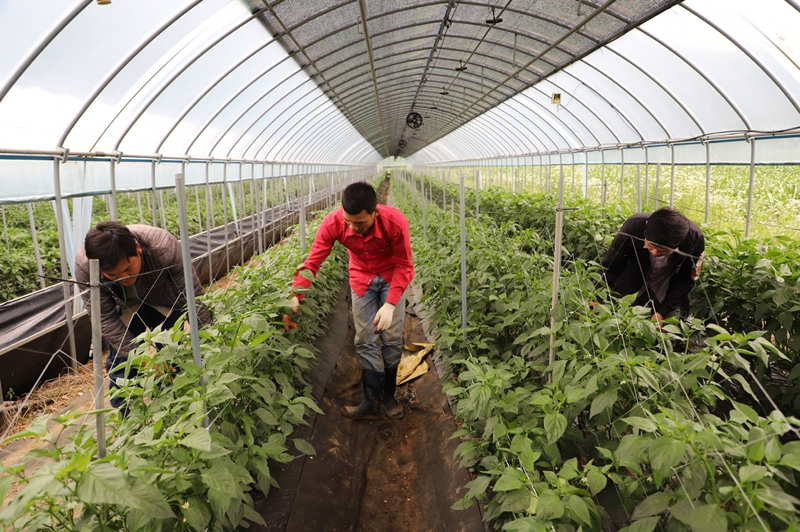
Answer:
292 206 414 305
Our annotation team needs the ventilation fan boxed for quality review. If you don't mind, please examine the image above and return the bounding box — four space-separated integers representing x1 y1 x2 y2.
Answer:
406 112 423 129
398 139 407 148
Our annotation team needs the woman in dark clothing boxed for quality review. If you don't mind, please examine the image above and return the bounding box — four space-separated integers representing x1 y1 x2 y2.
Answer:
600 208 705 323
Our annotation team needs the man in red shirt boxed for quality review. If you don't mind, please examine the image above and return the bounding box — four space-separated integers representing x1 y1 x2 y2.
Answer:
286 181 414 420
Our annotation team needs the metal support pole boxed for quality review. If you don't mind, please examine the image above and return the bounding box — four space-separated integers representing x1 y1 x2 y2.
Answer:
475 169 480 219
669 144 676 208
222 164 230 274
644 147 649 208
151 160 158 227
159 189 167 228
136 192 144 225
705 141 711 224
601 151 606 205
583 152 588 199
299 173 307 251
421 175 427 240
549 164 566 370
1 206 8 249
655 163 661 210
636 164 641 212
619 148 625 203
174 173 207 428
109 159 118 221
89 259 107 458
53 158 78 370
745 139 756 238
194 186 202 233
458 172 468 334
28 203 46 289
205 163 212 286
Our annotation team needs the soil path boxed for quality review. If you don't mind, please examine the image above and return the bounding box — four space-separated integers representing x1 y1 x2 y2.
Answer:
250 175 485 531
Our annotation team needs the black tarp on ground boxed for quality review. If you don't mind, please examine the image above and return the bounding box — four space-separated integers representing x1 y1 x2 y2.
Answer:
0 189 341 396
249 289 485 532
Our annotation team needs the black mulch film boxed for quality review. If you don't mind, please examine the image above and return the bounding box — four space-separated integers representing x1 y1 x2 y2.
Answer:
248 286 485 532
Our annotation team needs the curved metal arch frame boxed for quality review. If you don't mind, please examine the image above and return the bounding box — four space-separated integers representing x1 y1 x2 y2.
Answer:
112 8 270 152
329 52 520 111
286 112 359 162
424 0 620 143
218 73 315 157
498 97 571 151
518 87 601 147
275 103 362 162
681 3 800 116
433 108 529 155
182 50 298 154
636 27 750 130
251 90 347 160
246 86 334 159
466 103 553 154
552 69 645 142
577 61 670 140
59 1 203 148
286 2 582 72
541 76 624 144
156 38 284 154
602 43 704 135
0 0 92 105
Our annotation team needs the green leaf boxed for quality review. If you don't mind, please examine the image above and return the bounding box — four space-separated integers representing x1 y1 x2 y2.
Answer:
519 447 541 472
623 416 658 433
495 467 525 492
753 487 800 511
649 437 687 478
566 494 592 526
292 438 316 456
502 516 548 532
779 451 800 472
76 463 134 506
0 475 12 503
738 464 767 483
501 489 533 513
747 427 766 462
587 469 607 496
243 502 267 526
294 396 324 415
536 490 564 520
619 516 660 532
632 491 673 520
181 427 212 452
182 496 212 532
690 504 726 532
465 475 491 499
590 389 618 418
129 484 175 519
543 412 567 444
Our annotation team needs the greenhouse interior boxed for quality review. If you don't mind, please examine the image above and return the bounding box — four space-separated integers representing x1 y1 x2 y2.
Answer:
1 0 799 530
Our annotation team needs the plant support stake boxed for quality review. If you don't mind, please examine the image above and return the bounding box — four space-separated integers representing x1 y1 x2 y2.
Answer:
89 259 107 458
459 171 468 334
549 165 566 371
174 173 208 428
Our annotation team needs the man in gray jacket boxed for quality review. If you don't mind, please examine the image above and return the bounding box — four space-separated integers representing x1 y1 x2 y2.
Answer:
75 221 212 412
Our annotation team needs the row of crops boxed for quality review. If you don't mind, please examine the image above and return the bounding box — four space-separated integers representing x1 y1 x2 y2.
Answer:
395 174 800 531
0 176 319 303
0 217 345 531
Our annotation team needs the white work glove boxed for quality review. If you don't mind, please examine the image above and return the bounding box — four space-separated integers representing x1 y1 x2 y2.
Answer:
288 296 300 314
373 302 396 333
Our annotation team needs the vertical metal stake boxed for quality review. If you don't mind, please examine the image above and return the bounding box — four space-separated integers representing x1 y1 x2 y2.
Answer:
549 164 566 371
28 203 46 289
175 173 208 428
89 259 107 458
458 173 468 334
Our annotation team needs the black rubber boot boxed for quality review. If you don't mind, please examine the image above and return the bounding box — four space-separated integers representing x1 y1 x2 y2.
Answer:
383 365 404 419
341 369 384 420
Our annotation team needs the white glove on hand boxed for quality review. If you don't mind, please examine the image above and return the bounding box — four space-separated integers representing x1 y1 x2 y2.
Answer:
373 302 396 333
289 296 300 314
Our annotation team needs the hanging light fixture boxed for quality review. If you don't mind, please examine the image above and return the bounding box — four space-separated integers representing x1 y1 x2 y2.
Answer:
486 6 502 25
96 0 111 4
455 60 467 72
